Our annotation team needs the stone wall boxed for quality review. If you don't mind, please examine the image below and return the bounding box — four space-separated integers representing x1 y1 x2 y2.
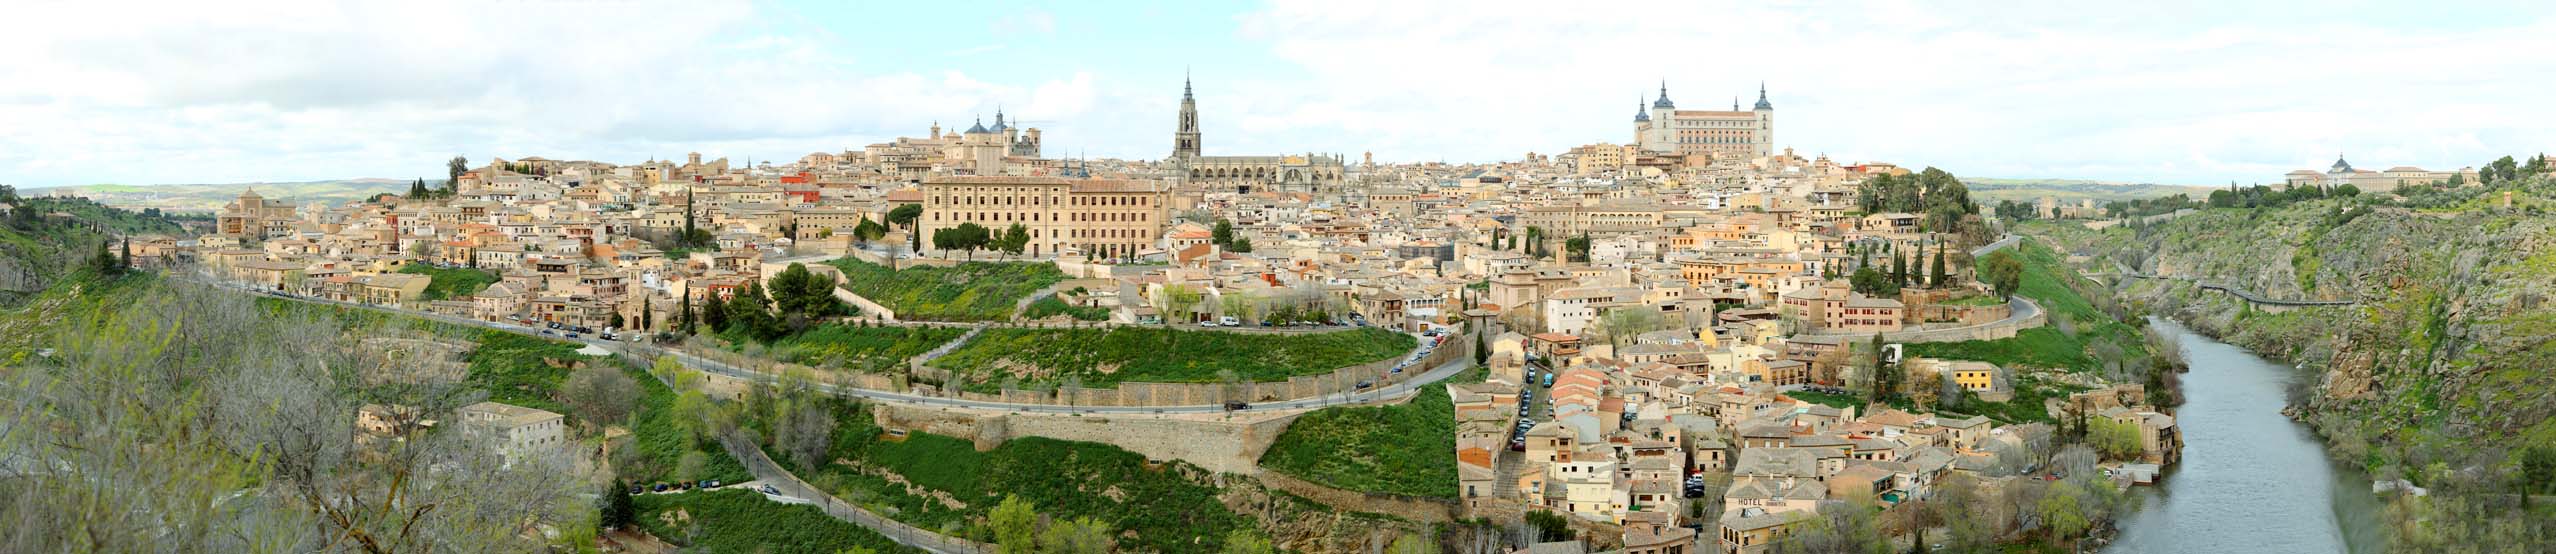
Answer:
1257 470 1460 524
871 404 1308 475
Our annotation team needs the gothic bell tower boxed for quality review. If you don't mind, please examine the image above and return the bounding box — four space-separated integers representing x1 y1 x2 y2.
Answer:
1172 75 1201 161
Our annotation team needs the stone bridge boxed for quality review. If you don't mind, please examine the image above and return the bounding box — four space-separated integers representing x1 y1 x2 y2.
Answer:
2109 263 2357 312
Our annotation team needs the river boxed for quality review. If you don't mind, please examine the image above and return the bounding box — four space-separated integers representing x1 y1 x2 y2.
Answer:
2103 319 2387 554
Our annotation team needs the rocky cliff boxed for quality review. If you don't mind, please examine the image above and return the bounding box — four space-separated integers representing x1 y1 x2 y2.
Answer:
2031 193 2556 550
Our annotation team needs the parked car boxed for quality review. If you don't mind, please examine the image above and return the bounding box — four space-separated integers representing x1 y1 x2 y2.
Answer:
1223 401 1249 411
1356 380 1374 390
759 484 780 495
1218 316 1240 326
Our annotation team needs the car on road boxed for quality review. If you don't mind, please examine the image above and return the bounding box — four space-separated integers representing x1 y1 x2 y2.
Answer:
759 484 780 495
1355 380 1374 390
539 329 556 336
1218 316 1240 326
1223 401 1249 411
563 333 580 339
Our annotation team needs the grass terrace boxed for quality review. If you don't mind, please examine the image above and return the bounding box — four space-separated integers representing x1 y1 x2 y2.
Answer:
1258 368 1470 498
927 326 1415 392
1907 240 2147 373
632 489 923 554
767 323 969 373
396 263 498 301
782 402 1254 553
459 330 584 416
824 258 1065 321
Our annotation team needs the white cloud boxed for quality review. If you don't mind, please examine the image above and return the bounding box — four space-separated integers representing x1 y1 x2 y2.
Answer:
4 0 2552 187
1223 0 2556 183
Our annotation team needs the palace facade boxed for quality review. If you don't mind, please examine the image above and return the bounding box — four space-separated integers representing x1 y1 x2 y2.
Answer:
916 175 1170 260
1634 81 1774 162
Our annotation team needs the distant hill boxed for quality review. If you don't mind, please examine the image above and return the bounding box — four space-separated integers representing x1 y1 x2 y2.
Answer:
24 178 427 214
1964 178 2214 205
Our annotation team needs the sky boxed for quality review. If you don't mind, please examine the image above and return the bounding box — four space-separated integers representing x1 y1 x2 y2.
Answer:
4 0 2553 188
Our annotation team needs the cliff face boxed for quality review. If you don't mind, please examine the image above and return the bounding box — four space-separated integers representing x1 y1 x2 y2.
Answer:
2038 200 2556 473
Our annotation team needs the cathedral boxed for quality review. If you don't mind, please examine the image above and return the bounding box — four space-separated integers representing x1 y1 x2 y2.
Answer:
1165 77 1345 194
1634 81 1774 161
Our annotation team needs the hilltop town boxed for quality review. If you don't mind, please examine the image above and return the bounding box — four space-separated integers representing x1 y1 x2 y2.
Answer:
0 78 2207 554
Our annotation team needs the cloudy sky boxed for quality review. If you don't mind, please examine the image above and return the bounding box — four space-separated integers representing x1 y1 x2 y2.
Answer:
5 0 2552 187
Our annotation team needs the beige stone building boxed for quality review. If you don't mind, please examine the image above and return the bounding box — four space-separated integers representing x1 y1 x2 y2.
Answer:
1635 82 1774 161
917 176 1171 259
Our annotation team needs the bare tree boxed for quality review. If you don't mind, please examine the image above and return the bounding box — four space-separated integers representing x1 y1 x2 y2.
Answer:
561 362 640 430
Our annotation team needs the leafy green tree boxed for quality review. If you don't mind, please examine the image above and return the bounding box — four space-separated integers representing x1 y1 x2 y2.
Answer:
1037 516 1116 554
990 495 1038 554
767 263 849 321
886 203 923 231
1387 533 1435 554
1523 510 1573 542
1220 530 1276 554
702 291 729 333
1565 233 1592 263
1849 267 1899 298
999 223 1031 258
2090 416 2145 460
1212 218 1234 247
599 480 635 531
447 155 469 194
725 281 782 342
1228 237 1254 253
2040 480 2090 549
1979 250 2024 299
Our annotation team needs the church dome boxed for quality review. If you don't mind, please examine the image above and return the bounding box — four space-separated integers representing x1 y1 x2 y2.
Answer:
2329 155 2353 174
1634 100 1651 122
965 118 988 134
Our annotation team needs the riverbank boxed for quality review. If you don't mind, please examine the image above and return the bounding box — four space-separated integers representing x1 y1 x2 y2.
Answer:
2102 318 2384 554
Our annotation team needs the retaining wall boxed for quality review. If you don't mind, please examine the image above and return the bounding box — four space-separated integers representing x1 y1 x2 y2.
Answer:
871 404 1306 475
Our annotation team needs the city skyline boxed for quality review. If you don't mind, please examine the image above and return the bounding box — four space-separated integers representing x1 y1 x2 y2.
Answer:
5 0 2553 187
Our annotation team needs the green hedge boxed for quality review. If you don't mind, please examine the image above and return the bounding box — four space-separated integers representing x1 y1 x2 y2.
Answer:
792 403 1253 553
1259 376 1460 498
768 324 968 373
825 258 1065 321
928 326 1414 392
632 489 922 554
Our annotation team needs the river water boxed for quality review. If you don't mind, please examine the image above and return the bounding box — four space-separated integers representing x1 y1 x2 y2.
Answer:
2103 319 2386 554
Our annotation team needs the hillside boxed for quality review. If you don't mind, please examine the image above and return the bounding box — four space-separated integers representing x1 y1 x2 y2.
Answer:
1964 179 2213 205
0 194 185 302
2027 178 2556 550
25 178 419 214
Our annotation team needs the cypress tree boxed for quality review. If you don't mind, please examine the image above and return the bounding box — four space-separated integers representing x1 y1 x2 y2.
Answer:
1930 242 1947 288
702 291 727 333
678 292 696 335
119 238 133 272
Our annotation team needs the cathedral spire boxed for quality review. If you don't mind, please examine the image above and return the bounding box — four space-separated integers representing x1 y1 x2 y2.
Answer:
1754 81 1773 110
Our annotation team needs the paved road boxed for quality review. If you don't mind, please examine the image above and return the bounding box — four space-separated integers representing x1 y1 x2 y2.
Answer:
200 276 1466 415
1970 233 2021 258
